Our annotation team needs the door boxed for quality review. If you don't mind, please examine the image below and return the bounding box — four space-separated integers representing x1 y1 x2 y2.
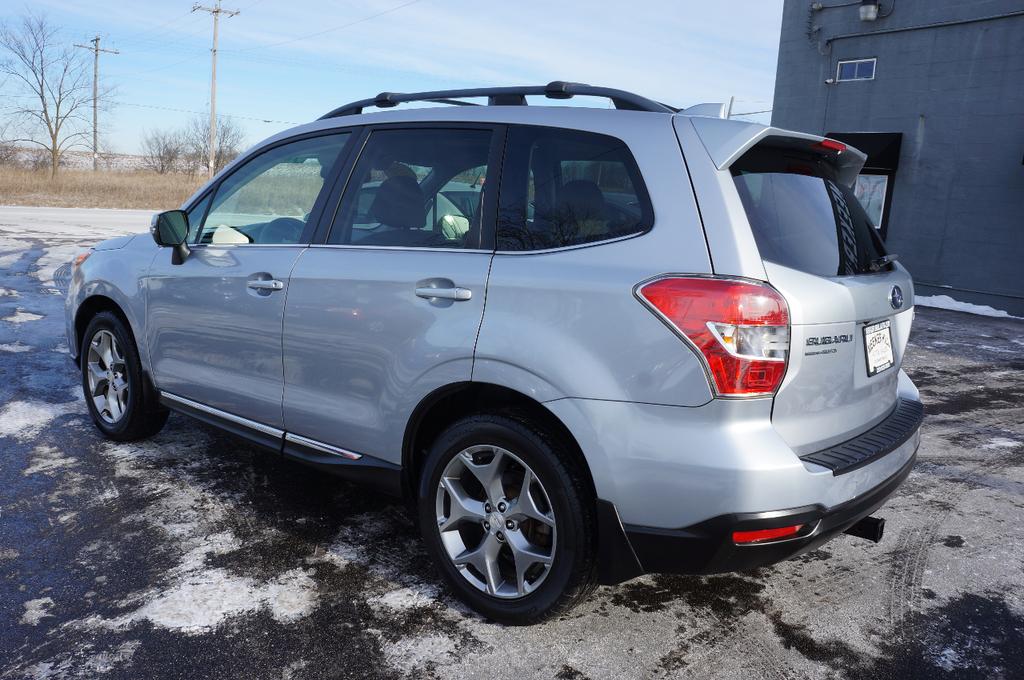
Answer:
146 132 352 429
729 137 914 454
282 126 502 463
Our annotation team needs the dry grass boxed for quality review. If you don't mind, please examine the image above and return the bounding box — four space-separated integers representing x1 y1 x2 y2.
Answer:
0 167 205 210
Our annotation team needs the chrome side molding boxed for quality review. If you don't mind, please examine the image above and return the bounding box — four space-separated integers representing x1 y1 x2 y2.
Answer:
159 391 363 460
284 432 362 460
160 391 284 438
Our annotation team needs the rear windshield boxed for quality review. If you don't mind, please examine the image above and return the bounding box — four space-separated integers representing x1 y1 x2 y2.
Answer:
731 144 887 277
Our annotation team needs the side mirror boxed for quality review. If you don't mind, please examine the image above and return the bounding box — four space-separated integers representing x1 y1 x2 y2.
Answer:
151 210 191 264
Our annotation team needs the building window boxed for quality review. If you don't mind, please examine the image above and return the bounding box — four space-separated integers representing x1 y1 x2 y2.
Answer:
854 174 888 229
837 58 876 81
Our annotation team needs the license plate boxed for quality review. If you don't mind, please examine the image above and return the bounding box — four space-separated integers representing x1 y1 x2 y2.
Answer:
863 319 894 376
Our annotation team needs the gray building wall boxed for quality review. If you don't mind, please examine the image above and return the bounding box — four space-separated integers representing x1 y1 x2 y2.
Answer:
772 0 1024 314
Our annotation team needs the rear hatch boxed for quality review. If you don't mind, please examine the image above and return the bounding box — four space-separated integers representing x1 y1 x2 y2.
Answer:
728 136 914 455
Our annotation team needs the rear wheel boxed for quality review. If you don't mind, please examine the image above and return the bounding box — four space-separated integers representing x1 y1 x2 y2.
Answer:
418 414 597 624
81 311 168 441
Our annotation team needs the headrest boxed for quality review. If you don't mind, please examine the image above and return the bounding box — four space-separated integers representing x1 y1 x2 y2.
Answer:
555 180 607 222
370 175 426 228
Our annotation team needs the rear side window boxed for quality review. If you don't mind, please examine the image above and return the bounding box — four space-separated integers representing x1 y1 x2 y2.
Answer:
497 126 653 251
328 128 492 249
731 143 887 277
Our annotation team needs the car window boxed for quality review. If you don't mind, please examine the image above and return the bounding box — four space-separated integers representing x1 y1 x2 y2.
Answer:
328 129 493 249
731 143 888 277
497 126 653 251
193 133 350 245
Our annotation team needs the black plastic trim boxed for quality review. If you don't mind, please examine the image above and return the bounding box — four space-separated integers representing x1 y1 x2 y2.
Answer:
595 499 645 585
282 438 402 497
800 398 923 475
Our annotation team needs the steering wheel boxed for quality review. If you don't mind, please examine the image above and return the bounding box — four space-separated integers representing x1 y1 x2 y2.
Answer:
261 217 305 244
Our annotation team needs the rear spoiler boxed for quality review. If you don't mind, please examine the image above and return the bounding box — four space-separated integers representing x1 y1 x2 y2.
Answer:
680 116 867 186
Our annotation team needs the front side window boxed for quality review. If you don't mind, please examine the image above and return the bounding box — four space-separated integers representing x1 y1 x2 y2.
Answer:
837 58 876 81
193 133 350 245
328 128 493 248
497 126 653 251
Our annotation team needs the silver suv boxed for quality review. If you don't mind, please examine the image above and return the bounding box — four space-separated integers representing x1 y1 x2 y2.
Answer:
66 82 923 624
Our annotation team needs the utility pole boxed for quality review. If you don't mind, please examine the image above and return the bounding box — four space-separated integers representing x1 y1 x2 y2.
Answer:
193 1 239 177
74 36 119 171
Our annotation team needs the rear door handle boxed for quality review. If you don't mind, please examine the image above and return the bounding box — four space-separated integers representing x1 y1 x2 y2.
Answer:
247 279 284 291
415 286 472 301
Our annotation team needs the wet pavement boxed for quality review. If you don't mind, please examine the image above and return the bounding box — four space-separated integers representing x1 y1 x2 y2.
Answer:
1 206 1023 679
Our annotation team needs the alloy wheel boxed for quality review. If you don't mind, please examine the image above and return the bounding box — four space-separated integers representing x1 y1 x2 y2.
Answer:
86 329 129 424
435 444 557 598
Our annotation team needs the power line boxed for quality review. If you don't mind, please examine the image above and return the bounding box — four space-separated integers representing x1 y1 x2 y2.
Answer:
224 0 429 53
119 101 300 125
111 10 205 48
193 0 240 177
74 36 119 171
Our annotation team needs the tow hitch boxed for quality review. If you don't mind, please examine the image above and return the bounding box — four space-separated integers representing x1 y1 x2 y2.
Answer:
844 516 885 543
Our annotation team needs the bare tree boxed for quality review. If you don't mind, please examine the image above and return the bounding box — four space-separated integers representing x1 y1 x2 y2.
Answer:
0 120 17 166
182 113 244 176
141 128 184 174
0 13 92 178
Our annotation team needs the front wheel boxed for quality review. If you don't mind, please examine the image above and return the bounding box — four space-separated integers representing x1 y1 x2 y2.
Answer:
418 414 597 624
80 311 168 441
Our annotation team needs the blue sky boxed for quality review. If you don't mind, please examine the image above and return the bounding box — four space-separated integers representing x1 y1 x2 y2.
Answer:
2 0 783 154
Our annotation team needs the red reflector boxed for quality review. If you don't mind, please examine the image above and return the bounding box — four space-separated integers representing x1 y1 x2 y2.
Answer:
812 139 846 153
637 277 790 396
733 525 804 544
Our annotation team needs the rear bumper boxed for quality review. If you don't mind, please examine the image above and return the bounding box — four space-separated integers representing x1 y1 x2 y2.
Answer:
582 392 923 584
621 449 916 577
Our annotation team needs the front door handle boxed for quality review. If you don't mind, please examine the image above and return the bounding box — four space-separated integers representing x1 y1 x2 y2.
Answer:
415 286 472 301
247 279 284 291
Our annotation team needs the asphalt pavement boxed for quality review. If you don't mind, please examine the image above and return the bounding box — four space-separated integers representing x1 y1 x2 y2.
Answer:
1 205 1022 679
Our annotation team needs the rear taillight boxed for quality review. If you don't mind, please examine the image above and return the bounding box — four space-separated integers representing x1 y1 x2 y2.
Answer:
637 277 790 397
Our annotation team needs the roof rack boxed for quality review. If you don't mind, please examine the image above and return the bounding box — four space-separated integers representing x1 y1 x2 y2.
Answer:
319 81 677 119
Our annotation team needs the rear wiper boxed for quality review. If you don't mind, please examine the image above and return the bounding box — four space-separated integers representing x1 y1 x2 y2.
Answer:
869 254 898 272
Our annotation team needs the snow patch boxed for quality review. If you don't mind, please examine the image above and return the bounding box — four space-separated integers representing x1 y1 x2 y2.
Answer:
2 308 45 323
0 341 33 352
368 586 440 613
382 633 456 674
0 286 18 297
916 294 1021 320
33 244 79 286
19 640 140 679
0 399 79 440
99 567 318 634
20 597 55 625
70 439 323 635
24 444 79 475
982 437 1020 450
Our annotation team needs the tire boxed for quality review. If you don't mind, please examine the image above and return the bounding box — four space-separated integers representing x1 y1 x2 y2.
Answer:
80 311 168 441
418 414 597 624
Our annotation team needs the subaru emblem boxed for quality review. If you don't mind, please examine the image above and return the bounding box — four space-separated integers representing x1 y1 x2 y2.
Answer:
890 285 904 310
